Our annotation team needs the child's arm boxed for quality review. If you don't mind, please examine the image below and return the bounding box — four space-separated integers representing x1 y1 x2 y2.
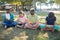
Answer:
10 13 14 20
45 17 48 24
33 20 39 27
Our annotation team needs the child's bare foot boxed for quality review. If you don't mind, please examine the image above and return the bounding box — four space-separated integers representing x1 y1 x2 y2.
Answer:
41 29 43 31
16 25 23 28
24 26 27 29
52 29 54 32
4 25 7 29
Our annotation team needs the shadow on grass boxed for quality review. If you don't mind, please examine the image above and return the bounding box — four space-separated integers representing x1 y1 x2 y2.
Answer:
0 25 60 40
47 31 60 40
0 25 40 40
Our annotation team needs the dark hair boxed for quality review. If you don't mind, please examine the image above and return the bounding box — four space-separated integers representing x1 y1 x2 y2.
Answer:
30 10 35 15
48 12 55 19
19 11 22 14
19 11 25 16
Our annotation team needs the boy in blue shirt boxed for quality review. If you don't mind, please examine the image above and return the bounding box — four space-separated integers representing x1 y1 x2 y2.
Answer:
2 7 17 28
46 12 56 25
45 12 56 32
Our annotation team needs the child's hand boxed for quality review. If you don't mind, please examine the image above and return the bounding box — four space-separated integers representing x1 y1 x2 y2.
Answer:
5 18 8 20
33 25 36 27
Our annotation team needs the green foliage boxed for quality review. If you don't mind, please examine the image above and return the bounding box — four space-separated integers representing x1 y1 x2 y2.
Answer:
1 0 13 3
1 0 33 5
38 0 47 3
49 1 55 4
54 0 60 5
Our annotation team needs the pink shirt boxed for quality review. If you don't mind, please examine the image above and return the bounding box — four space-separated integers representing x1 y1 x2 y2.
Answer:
18 16 26 23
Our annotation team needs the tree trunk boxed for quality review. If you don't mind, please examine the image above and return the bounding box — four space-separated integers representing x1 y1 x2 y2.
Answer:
33 0 37 10
21 2 24 11
40 3 41 11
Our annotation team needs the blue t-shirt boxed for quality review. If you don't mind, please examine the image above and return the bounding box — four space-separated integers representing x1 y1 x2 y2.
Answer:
3 12 14 20
46 16 56 25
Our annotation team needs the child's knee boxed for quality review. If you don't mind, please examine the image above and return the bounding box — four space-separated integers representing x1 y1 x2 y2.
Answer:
39 24 45 29
54 25 59 30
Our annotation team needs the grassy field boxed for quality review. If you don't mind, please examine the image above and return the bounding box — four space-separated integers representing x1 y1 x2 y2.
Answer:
0 25 60 40
0 12 60 40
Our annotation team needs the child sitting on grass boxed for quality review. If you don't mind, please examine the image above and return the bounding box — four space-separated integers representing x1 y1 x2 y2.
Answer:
2 7 17 29
16 11 27 28
25 8 40 29
40 12 56 32
45 12 56 32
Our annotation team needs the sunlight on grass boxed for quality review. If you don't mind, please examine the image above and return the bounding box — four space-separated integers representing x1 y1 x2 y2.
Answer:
58 26 60 31
39 18 45 23
0 16 4 21
56 18 60 25
11 31 28 40
2 28 13 35
12 36 20 40
37 32 49 40
39 18 60 25
14 16 18 21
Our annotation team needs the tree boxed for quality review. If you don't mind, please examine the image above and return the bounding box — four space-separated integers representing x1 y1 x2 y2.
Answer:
19 0 32 10
1 0 33 10
54 0 60 9
1 0 13 3
49 0 55 9
54 0 60 5
38 0 47 10
24 0 32 6
38 0 47 3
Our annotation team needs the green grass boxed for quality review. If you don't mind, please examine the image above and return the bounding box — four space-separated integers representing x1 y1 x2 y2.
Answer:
0 16 4 21
0 26 60 40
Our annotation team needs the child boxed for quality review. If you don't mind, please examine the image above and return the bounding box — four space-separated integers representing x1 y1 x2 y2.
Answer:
16 11 27 28
2 7 17 28
45 12 56 32
25 8 39 29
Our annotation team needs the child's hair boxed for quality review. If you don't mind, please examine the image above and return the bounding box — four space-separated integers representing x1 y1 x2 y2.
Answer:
19 11 25 16
48 12 55 19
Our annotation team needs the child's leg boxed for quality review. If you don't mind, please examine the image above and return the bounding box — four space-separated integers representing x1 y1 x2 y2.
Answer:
45 25 54 32
33 23 40 29
40 24 46 31
51 27 54 32
24 23 33 29
40 27 44 31
16 23 23 28
54 25 59 31
30 22 39 29
2 22 6 26
16 22 27 28
11 21 18 27
2 21 8 28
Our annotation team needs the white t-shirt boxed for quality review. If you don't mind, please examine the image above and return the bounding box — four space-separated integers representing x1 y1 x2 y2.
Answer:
5 14 10 20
